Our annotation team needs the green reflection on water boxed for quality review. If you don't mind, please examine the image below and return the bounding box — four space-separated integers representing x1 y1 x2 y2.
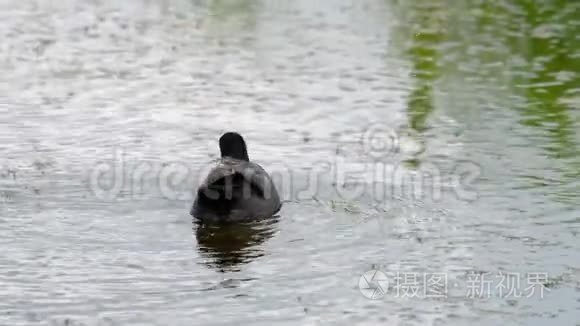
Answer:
508 0 579 160
204 0 261 38
475 0 580 201
391 0 579 202
390 1 448 168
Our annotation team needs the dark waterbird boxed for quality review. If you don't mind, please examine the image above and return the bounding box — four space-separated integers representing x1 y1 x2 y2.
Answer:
191 132 282 223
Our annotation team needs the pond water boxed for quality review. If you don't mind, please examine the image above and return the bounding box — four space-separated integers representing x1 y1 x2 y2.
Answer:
1 0 579 325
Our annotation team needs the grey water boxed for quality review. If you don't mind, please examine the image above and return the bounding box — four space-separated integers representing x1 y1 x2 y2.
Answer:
0 0 579 325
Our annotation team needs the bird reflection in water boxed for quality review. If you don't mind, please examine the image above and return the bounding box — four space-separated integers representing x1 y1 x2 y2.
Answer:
194 217 279 272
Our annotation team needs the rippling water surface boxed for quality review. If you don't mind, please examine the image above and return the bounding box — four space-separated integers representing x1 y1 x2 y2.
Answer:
1 0 579 325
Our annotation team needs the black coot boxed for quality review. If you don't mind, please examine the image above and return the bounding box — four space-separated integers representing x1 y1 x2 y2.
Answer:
191 132 282 223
